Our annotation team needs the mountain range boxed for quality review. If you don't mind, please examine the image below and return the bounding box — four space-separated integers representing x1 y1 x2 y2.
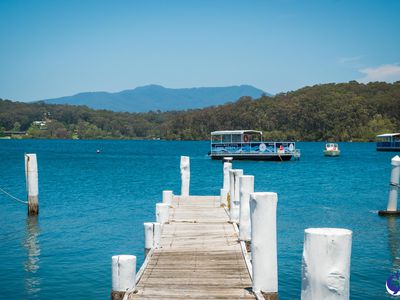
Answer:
41 84 267 112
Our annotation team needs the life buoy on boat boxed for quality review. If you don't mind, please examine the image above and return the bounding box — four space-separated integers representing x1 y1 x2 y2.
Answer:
259 143 266 152
243 134 249 143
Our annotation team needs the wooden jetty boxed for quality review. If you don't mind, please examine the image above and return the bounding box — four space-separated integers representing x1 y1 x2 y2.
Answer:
111 156 354 300
130 195 255 299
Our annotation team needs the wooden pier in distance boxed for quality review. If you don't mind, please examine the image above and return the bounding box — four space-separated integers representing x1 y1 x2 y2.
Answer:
130 195 256 300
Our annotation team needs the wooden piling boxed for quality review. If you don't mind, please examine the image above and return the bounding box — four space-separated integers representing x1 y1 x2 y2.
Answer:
144 222 153 256
301 228 352 300
250 192 278 294
180 156 190 196
162 190 173 205
223 161 232 190
229 169 243 223
239 175 254 241
220 188 229 206
221 161 232 206
156 203 169 224
153 222 161 248
25 154 39 215
111 255 136 300
379 155 400 216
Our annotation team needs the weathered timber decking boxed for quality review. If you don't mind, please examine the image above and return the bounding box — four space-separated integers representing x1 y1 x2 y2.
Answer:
130 196 255 299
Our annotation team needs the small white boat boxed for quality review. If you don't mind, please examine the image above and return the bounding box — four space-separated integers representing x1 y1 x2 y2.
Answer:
324 143 340 156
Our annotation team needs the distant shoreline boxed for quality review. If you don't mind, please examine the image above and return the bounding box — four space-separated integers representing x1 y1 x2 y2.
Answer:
0 137 375 142
1 81 399 142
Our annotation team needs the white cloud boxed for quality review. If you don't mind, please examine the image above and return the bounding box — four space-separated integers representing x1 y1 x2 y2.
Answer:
338 55 365 65
358 64 400 83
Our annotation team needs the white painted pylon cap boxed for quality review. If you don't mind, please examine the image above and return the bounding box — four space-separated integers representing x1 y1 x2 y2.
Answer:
392 155 400 166
239 175 254 179
250 192 278 202
305 228 352 236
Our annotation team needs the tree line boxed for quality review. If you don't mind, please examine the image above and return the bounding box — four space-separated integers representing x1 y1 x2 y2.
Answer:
0 81 399 141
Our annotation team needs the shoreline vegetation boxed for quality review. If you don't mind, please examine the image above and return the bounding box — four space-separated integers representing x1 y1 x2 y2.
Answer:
1 81 399 142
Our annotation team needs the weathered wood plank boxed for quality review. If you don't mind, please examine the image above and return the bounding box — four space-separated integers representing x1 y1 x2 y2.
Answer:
130 196 255 299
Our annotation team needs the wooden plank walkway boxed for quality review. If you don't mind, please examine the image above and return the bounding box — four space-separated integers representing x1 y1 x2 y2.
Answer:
130 196 255 299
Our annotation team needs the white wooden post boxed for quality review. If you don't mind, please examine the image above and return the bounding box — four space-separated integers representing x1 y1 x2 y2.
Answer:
239 175 254 241
230 169 243 223
153 222 161 248
301 228 352 300
250 192 278 294
25 154 39 215
229 169 235 209
111 255 136 299
220 188 229 206
180 156 190 196
223 162 232 190
144 222 162 254
163 190 173 205
156 203 169 225
144 222 153 255
223 157 233 163
387 155 400 211
221 162 232 206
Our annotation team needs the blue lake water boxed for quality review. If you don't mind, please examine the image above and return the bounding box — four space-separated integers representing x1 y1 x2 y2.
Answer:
0 139 398 299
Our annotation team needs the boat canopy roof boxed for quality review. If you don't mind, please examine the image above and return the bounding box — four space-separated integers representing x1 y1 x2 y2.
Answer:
376 133 400 138
211 130 262 136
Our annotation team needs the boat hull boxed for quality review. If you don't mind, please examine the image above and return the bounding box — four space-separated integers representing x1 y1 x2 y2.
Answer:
376 147 400 151
324 150 340 156
210 154 293 161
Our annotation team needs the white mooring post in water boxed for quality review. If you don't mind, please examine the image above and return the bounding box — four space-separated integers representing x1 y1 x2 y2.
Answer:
162 190 173 205
111 255 136 300
229 169 243 223
220 161 232 206
301 228 352 300
238 175 254 241
25 154 39 215
250 192 278 297
379 155 400 216
156 203 169 225
180 156 190 196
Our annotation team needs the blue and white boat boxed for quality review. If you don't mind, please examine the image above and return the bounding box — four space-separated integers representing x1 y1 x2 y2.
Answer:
376 133 400 151
209 130 300 161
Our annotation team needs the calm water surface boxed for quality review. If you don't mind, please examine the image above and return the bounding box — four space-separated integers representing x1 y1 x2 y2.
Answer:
0 140 398 299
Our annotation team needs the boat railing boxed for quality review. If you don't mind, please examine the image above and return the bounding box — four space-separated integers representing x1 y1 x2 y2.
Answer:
377 141 400 149
210 141 298 155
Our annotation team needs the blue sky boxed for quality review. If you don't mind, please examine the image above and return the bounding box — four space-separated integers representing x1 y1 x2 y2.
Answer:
0 0 399 101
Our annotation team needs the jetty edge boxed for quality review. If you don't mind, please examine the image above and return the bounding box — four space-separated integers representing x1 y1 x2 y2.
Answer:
111 156 353 300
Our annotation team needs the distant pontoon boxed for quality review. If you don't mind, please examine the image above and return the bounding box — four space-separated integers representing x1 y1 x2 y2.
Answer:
376 133 400 151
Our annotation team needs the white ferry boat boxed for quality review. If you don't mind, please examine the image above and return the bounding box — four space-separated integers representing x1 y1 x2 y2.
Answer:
209 130 300 161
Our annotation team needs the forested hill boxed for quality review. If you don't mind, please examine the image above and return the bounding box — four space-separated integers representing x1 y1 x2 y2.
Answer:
1 81 399 141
